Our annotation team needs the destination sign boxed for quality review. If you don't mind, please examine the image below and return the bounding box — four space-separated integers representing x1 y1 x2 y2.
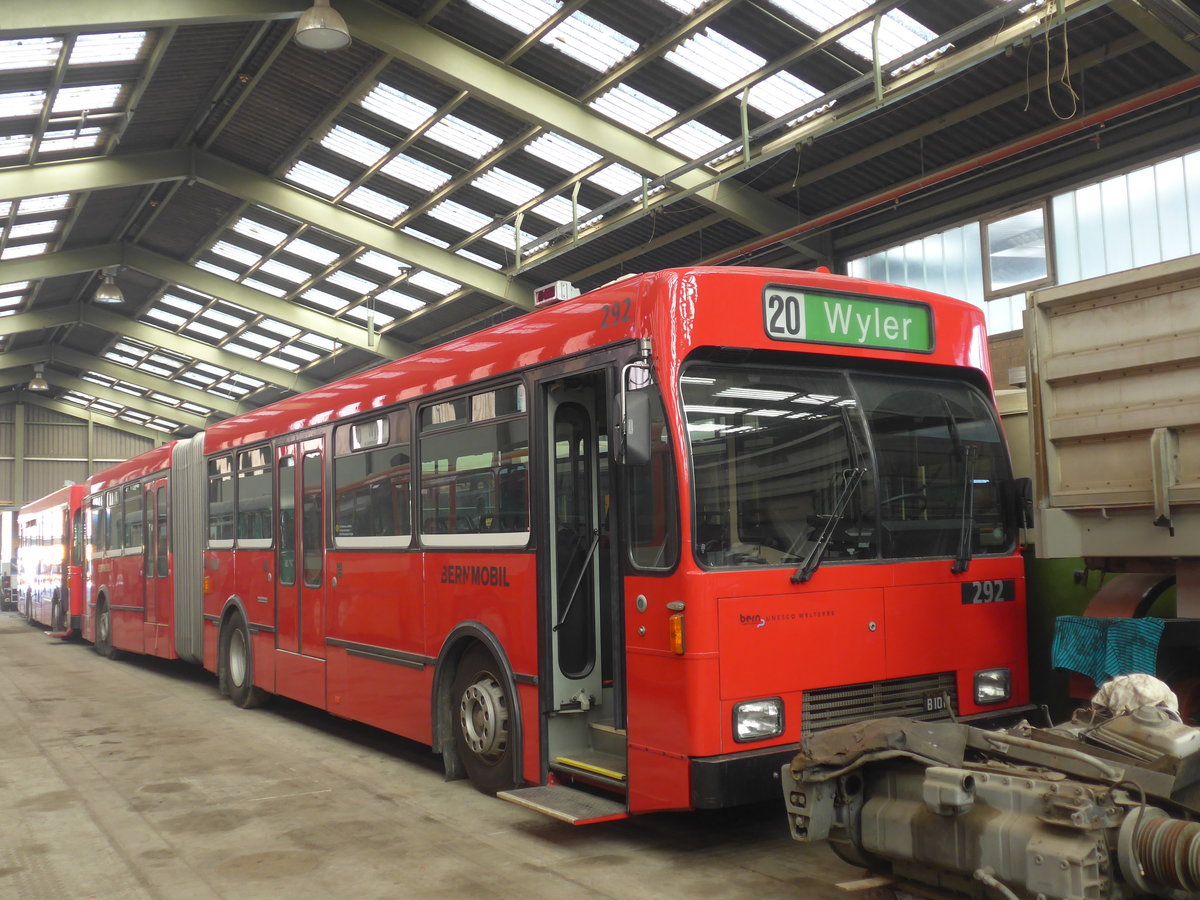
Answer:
763 287 933 352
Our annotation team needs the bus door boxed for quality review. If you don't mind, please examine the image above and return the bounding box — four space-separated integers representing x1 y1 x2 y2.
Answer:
275 439 327 660
540 370 624 787
143 479 170 628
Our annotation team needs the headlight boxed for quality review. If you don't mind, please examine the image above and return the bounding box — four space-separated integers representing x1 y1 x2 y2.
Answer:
733 698 783 742
974 668 1011 705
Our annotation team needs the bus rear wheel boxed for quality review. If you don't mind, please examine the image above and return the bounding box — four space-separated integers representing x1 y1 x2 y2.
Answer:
222 613 269 709
452 645 517 794
95 599 119 659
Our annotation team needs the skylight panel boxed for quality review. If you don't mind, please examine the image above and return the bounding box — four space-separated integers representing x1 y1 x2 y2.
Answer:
345 186 407 220
589 85 675 132
8 220 58 239
233 218 287 246
52 84 122 113
0 281 30 296
473 169 542 206
0 294 23 309
262 355 300 372
321 125 388 166
766 0 940 66
302 288 349 312
666 29 762 90
0 91 46 119
524 133 602 173
381 154 451 193
147 419 180 432
429 199 493 234
326 270 377 294
298 333 339 352
162 293 202 314
70 32 146 65
258 259 311 284
283 237 341 266
0 38 63 71
454 249 502 271
180 402 213 415
148 392 180 406
659 120 734 162
285 161 350 197
195 362 230 378
361 83 436 130
0 135 32 158
104 351 138 367
224 343 260 360
64 392 94 407
138 362 174 378
344 307 396 330
19 194 70 214
112 381 145 397
483 223 537 251
542 11 638 72
402 227 450 248
588 163 645 196
200 308 245 329
210 240 262 267
238 331 280 350
40 127 102 153
91 401 122 415
376 289 427 312
409 271 461 295
196 260 238 280
532 195 590 226
278 343 323 362
242 278 287 297
749 69 825 120
258 318 301 338
465 0 555 33
184 320 226 341
657 0 706 11
357 250 409 278
0 203 8 216
144 308 186 327
425 116 503 159
1 243 49 260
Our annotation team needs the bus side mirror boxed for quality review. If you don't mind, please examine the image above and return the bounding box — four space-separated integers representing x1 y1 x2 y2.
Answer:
623 390 651 467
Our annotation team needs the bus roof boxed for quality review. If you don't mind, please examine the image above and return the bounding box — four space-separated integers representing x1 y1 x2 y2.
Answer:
203 267 989 455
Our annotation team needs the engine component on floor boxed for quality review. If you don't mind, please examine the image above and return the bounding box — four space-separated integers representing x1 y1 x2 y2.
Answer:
783 711 1200 899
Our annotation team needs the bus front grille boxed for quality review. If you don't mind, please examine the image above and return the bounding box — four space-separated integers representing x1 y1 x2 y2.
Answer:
801 672 957 737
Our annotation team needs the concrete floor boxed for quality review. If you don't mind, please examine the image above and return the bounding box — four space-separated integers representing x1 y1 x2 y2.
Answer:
0 610 864 899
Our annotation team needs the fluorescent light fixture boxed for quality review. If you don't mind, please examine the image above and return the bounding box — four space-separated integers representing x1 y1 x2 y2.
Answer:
294 0 352 51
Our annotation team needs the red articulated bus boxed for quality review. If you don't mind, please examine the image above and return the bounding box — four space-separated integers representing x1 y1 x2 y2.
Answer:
80 267 1031 823
16 483 87 636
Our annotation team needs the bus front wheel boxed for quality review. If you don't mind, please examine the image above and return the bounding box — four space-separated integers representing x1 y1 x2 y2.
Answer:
222 613 270 709
452 645 517 794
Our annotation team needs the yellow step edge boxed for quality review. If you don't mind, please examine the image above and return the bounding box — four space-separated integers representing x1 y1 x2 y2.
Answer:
554 757 627 782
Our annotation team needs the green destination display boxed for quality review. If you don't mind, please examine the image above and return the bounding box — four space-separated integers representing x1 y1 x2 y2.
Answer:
763 287 932 352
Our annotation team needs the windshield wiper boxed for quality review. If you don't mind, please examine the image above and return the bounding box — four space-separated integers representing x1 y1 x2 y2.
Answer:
792 467 866 584
951 444 977 575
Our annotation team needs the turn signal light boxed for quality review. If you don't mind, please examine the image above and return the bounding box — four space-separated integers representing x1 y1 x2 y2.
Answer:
668 613 685 655
203 575 211 594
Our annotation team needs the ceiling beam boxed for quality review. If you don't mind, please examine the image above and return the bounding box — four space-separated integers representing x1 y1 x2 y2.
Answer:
337 0 808 246
0 152 535 310
8 392 166 443
0 0 306 36
0 306 80 335
1113 0 1200 70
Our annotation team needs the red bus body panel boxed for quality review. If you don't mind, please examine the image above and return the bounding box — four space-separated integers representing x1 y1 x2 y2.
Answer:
16 483 86 634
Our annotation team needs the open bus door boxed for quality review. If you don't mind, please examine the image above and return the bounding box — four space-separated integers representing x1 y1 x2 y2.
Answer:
499 367 629 824
143 479 170 653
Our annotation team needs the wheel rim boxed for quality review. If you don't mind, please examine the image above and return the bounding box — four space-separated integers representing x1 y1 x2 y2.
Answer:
229 628 248 687
459 674 509 763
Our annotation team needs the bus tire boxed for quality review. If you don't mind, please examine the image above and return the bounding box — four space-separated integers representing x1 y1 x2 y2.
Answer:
51 595 64 633
95 599 120 659
452 645 518 794
223 613 269 709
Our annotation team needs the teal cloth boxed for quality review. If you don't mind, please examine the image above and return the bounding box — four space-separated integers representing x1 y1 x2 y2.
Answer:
1051 616 1165 685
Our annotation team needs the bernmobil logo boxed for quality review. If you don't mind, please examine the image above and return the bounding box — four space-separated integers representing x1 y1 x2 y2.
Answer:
738 610 835 628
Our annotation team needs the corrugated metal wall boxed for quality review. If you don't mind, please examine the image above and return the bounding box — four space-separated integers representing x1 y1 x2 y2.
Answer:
0 403 158 512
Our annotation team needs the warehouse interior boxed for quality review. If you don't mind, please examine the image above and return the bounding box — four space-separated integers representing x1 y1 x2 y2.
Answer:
0 0 1198 505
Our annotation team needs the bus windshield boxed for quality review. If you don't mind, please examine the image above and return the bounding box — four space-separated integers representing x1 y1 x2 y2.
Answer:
683 362 1014 570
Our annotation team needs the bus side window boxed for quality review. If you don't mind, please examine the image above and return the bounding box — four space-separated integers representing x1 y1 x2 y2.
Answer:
624 379 679 570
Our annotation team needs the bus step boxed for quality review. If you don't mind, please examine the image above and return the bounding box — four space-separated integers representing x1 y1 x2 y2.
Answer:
551 751 627 789
497 785 628 825
588 721 627 756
